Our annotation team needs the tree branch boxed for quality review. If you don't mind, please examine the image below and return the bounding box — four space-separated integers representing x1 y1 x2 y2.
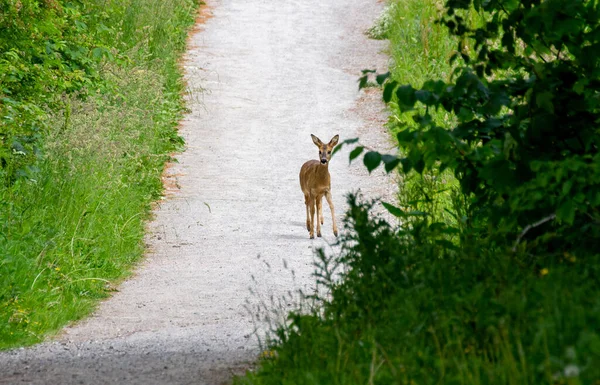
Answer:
512 213 556 252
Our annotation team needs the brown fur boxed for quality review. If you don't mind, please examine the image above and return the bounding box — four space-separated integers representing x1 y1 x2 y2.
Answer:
299 134 339 238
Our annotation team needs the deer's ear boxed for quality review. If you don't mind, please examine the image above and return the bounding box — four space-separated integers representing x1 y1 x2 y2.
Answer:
329 135 339 147
311 134 323 147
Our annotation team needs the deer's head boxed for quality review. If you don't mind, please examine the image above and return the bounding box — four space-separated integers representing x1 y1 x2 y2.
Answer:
311 134 339 165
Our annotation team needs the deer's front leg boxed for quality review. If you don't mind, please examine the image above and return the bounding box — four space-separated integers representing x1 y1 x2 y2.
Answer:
319 196 324 225
316 195 323 237
325 192 338 237
309 197 316 239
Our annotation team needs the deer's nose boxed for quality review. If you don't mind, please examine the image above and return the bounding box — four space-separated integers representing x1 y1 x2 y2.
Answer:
321 159 328 164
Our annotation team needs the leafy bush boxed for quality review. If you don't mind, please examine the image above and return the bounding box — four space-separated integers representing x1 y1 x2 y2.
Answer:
371 0 600 259
0 0 109 183
240 197 600 385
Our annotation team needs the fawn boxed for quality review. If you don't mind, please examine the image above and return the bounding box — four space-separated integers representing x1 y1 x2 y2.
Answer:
299 134 339 239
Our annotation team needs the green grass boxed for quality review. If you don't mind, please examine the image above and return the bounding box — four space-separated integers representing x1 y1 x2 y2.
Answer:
383 0 462 225
236 197 600 385
0 0 198 349
388 0 454 88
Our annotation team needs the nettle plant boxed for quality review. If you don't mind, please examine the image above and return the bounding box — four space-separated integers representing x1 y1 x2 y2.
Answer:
354 0 600 259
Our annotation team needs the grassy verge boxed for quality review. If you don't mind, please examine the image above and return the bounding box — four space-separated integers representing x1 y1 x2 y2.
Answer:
384 0 461 225
0 0 198 349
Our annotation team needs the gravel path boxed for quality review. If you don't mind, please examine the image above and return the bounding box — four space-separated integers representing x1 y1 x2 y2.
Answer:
0 0 395 383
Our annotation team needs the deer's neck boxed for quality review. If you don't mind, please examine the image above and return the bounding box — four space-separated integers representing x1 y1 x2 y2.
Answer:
316 162 329 174
314 163 331 183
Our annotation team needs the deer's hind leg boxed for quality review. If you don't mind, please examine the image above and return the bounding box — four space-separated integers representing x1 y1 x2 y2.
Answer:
325 192 338 237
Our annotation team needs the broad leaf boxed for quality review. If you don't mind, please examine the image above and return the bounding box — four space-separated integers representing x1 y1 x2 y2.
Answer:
363 151 382 173
557 200 576 225
332 138 359 156
349 146 364 163
382 201 404 217
383 81 398 103
396 85 417 110
381 154 400 173
376 72 391 85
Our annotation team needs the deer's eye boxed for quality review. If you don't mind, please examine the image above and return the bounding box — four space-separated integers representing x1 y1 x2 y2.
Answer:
327 151 331 154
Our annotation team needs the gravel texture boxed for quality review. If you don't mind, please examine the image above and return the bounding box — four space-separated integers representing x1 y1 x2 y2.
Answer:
0 0 396 383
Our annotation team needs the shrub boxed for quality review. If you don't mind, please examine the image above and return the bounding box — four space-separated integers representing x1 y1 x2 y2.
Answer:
240 197 600 385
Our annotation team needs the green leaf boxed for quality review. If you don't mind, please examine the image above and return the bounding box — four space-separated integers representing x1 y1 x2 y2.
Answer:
92 47 104 60
382 202 428 218
396 129 414 144
429 222 447 232
382 202 404 217
396 85 417 110
415 89 432 105
376 72 391 85
414 157 425 174
400 158 412 173
332 138 359 156
406 210 429 217
383 81 398 103
573 79 588 94
435 239 459 251
75 20 88 31
457 107 474 122
349 146 364 163
562 180 573 196
536 91 554 114
363 151 382 173
381 154 400 172
556 200 576 225
501 30 515 53
358 75 368 90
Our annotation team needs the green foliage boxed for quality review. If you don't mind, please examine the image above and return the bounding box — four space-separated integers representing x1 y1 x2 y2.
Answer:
0 0 196 185
0 0 197 348
374 0 462 226
0 0 108 183
364 0 600 258
239 198 600 385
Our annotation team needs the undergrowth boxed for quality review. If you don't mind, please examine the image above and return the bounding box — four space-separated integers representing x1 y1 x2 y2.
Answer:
0 0 198 349
239 196 600 385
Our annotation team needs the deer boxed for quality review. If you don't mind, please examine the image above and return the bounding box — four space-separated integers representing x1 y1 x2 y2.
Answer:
299 134 339 239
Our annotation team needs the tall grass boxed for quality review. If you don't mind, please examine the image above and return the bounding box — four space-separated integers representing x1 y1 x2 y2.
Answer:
0 0 198 349
384 0 461 225
237 196 600 385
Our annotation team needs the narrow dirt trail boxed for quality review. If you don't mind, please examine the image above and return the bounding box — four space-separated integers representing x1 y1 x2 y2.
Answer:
0 0 394 383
